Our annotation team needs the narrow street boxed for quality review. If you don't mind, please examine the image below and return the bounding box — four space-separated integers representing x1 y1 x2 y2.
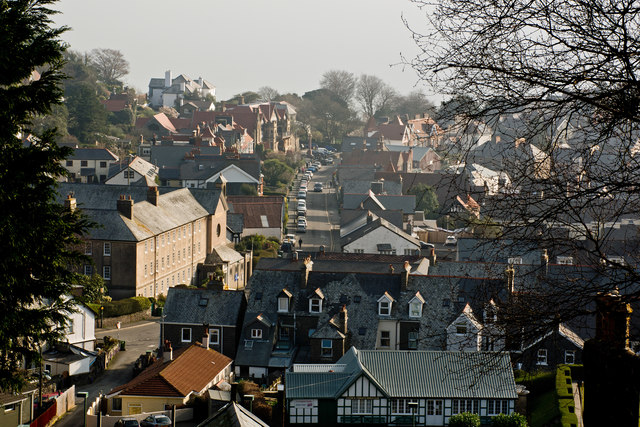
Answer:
53 320 160 427
289 161 341 252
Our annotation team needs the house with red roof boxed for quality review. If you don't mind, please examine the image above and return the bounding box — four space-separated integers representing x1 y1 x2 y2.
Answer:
105 344 232 416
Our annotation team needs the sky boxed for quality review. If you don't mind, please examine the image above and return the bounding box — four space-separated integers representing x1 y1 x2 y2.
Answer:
53 0 440 103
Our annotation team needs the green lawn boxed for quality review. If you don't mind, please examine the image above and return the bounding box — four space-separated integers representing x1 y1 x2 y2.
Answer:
530 389 561 426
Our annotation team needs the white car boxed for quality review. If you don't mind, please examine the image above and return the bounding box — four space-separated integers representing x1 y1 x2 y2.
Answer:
445 235 458 246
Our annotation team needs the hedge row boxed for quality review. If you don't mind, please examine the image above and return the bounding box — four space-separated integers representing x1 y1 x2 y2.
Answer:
556 364 579 426
88 297 151 318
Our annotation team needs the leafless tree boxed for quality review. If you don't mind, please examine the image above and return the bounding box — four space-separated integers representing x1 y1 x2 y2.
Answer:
320 69 357 106
257 86 279 102
90 48 129 87
355 74 397 119
408 0 640 377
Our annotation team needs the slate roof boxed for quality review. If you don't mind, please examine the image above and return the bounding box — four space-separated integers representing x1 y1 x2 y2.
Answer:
286 348 517 400
69 147 118 161
56 184 210 241
342 192 415 214
227 212 244 234
342 179 403 196
163 287 245 326
207 244 244 264
340 216 419 249
109 345 232 398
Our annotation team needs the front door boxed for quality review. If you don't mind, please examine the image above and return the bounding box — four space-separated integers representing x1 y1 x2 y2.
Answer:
426 400 443 425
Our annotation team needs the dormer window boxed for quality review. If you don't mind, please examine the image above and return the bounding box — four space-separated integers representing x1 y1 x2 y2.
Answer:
455 324 467 335
309 298 322 313
278 297 289 313
308 288 324 313
277 289 292 313
377 292 394 316
408 292 425 318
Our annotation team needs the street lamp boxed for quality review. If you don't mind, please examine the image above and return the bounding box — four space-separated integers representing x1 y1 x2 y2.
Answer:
408 401 419 427
100 305 104 328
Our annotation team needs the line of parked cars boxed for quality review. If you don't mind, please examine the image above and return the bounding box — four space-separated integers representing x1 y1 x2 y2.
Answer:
115 414 171 427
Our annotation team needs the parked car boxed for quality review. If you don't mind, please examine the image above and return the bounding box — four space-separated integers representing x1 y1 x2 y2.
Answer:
314 182 324 192
140 415 171 427
445 235 458 246
307 166 317 173
115 419 140 427
297 222 307 233
297 217 307 227
297 206 307 215
297 190 307 199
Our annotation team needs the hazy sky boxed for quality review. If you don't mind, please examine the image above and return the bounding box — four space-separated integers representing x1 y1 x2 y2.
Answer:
54 0 439 103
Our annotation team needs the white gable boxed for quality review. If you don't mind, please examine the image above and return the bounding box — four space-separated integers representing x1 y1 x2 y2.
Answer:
205 164 258 184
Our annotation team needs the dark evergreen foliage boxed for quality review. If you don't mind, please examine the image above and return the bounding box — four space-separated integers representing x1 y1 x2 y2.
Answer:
0 0 92 391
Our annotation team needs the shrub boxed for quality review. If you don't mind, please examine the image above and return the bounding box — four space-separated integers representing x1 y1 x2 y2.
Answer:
491 413 528 427
100 296 151 317
448 412 481 427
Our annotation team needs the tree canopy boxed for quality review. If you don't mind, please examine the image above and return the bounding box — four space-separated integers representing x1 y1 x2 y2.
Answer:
0 0 92 391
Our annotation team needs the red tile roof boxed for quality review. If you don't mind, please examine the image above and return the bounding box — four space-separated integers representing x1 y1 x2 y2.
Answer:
109 345 232 398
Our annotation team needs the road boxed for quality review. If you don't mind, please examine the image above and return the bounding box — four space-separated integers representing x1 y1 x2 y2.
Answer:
290 161 341 252
53 320 160 427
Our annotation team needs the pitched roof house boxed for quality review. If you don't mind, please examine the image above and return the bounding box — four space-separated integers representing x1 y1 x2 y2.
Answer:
106 344 232 416
162 287 246 358
286 347 518 426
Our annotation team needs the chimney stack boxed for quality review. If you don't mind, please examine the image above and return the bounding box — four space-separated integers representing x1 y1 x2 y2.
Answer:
240 95 245 105
541 249 549 276
164 70 172 88
301 256 313 288
595 290 632 350
221 101 226 112
117 195 134 220
401 260 411 290
339 305 348 335
147 186 159 206
505 265 515 294
64 194 76 212
202 325 210 349
428 248 437 266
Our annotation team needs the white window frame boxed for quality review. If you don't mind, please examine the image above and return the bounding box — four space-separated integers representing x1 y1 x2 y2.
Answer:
83 265 92 276
351 399 373 415
181 327 192 343
380 330 391 348
379 300 391 316
251 328 262 339
278 297 289 313
103 265 111 280
84 242 92 255
391 398 418 415
487 399 509 415
537 348 548 365
565 350 576 364
103 242 111 256
409 301 422 318
452 399 479 415
210 329 220 345
309 298 322 313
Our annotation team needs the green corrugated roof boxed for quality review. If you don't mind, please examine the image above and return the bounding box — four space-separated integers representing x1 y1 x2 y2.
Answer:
286 372 352 399
357 350 517 399
286 349 517 400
